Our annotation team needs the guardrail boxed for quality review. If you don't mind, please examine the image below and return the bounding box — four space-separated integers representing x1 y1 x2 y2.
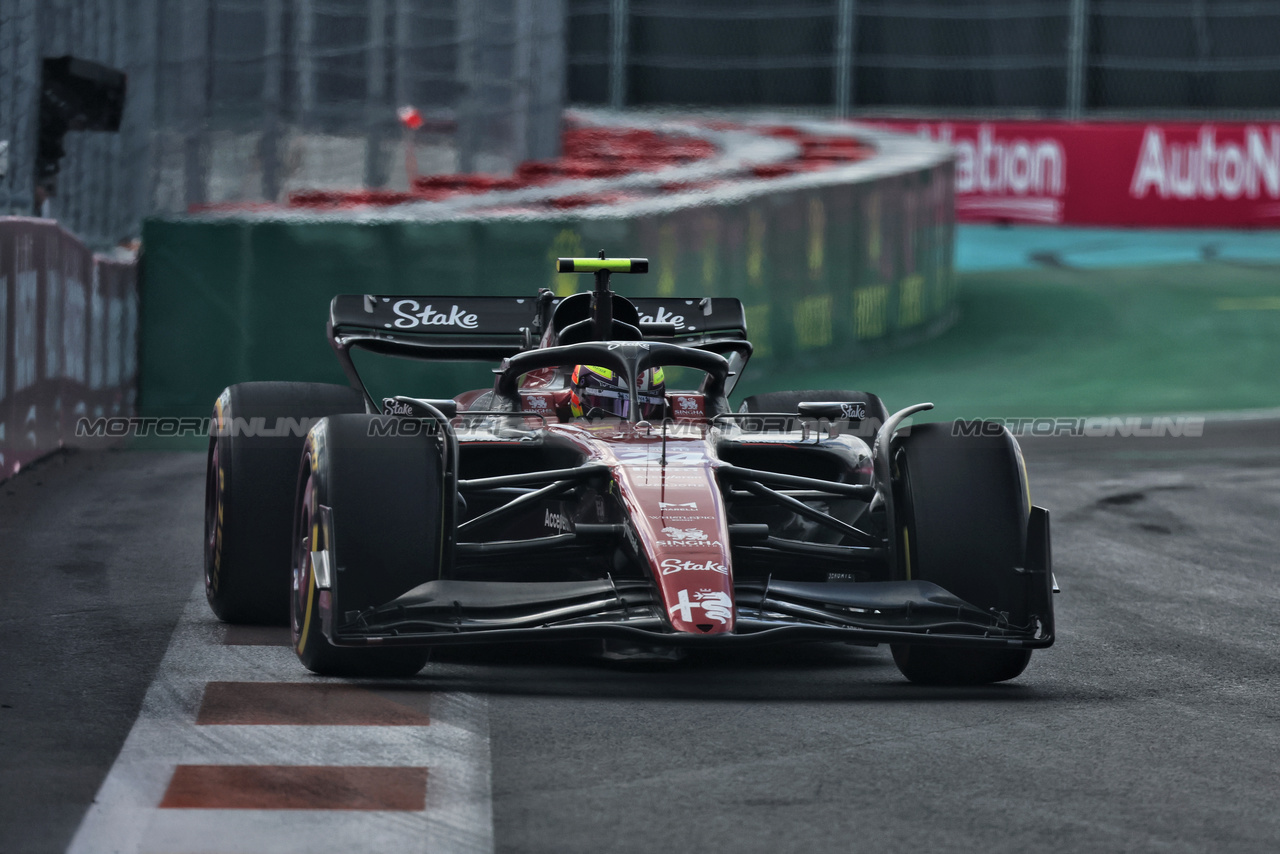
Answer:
139 118 955 416
0 218 138 481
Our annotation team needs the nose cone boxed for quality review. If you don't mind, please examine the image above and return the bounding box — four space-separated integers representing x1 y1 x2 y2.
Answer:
607 435 736 635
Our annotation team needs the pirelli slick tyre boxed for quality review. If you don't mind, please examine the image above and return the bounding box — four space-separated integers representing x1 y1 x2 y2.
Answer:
889 421 1033 686
291 415 441 677
739 389 889 428
204 382 365 625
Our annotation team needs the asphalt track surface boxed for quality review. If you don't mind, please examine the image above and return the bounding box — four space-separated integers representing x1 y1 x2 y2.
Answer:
2 418 1279 853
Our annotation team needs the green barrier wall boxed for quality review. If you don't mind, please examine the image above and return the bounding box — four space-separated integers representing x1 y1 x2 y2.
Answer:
140 160 954 415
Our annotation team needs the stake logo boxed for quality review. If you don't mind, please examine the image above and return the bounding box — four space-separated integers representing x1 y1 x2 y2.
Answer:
391 300 479 329
660 558 728 576
638 305 686 329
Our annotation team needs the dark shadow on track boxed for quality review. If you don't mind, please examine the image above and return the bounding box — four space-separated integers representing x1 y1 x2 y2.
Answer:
333 641 1074 705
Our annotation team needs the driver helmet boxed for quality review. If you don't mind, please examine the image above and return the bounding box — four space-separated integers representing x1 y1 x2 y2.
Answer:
569 365 666 419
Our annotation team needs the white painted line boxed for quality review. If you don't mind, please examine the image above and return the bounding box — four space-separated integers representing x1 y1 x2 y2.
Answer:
68 583 493 854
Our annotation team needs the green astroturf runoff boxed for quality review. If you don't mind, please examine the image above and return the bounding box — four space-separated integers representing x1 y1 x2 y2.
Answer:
744 226 1280 421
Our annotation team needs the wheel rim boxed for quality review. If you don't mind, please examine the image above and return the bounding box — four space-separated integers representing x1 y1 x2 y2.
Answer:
291 471 315 649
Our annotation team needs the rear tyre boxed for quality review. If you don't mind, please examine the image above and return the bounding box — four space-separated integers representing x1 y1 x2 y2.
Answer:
292 414 440 677
739 389 889 427
204 382 365 625
890 421 1033 686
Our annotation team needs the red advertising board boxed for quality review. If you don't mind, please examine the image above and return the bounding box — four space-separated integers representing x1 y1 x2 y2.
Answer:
863 119 1280 227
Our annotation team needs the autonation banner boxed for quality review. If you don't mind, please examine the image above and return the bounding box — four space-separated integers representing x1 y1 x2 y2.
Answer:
0 218 138 481
866 120 1280 227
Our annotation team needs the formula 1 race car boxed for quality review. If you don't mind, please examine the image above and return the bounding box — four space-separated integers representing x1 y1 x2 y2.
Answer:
204 255 1056 684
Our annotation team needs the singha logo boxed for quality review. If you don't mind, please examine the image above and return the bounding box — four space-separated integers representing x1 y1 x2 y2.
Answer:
661 526 707 541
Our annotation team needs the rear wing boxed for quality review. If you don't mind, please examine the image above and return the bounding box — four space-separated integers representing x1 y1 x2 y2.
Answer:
632 297 746 340
328 291 752 407
329 293 749 360
330 294 543 362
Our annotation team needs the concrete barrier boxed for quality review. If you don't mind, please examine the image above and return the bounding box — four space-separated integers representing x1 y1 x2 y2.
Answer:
0 218 138 481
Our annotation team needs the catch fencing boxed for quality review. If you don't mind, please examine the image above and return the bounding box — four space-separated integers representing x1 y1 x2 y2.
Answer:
568 0 1280 117
0 0 565 249
0 217 138 481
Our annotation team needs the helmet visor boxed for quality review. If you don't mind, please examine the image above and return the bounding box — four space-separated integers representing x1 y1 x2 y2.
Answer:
571 366 665 419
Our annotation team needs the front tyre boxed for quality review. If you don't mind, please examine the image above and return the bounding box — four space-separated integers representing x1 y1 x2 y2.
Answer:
890 421 1034 686
291 415 440 677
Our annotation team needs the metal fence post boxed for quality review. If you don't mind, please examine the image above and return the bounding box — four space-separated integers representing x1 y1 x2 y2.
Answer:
181 0 213 209
393 0 410 108
835 0 855 117
1 0 41 215
529 0 566 160
609 0 628 109
17 0 37 215
365 0 388 187
0 1 10 213
143 0 162 219
261 0 284 201
512 0 534 165
1191 0 1211 108
296 0 315 127
107 0 127 242
1067 0 1089 118
94 0 115 244
118 0 153 241
455 0 478 172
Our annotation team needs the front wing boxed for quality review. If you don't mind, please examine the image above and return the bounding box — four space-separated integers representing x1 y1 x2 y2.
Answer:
328 575 1055 651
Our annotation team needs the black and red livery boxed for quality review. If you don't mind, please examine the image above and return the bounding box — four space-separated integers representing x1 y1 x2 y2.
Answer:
204 256 1056 684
